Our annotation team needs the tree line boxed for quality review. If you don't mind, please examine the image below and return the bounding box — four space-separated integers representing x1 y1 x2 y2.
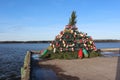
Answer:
0 40 120 43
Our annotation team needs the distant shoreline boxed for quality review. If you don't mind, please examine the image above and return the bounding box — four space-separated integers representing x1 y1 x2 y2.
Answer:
94 39 120 43
0 40 120 43
0 41 51 43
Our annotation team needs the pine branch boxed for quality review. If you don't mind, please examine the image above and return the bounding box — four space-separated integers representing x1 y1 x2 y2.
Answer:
68 11 77 26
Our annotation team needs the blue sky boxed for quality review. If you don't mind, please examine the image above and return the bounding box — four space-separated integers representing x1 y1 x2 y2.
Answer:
0 0 120 41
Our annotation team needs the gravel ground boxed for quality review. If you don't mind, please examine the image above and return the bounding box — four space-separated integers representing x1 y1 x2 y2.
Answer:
38 57 120 80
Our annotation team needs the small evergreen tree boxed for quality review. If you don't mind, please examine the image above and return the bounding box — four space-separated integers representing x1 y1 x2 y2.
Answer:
68 11 77 26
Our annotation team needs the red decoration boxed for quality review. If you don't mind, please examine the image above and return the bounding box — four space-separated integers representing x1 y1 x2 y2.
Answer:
66 48 68 51
66 35 69 38
80 40 83 43
78 48 83 59
60 31 64 35
56 42 59 46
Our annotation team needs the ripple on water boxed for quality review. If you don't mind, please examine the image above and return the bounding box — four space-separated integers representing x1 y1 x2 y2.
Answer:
0 43 49 80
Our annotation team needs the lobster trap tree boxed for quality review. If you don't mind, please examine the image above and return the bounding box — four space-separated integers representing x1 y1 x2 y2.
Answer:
44 11 101 59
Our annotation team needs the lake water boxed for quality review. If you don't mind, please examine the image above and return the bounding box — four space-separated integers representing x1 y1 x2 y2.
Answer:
0 42 120 80
0 43 49 80
95 42 120 49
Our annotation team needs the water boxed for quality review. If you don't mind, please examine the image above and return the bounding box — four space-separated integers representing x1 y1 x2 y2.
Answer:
95 42 120 49
0 43 49 80
0 42 119 80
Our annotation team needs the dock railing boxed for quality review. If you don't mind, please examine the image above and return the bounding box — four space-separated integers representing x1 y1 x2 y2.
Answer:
21 51 31 80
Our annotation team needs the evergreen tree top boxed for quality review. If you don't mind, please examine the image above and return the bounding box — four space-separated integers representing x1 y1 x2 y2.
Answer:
68 11 77 26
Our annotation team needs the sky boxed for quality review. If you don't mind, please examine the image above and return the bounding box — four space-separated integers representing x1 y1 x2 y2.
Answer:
0 0 120 41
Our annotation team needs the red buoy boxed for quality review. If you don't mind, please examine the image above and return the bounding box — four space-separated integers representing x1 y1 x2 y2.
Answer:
78 48 83 59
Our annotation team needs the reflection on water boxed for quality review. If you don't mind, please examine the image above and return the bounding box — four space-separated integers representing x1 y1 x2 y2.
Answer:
32 54 42 60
